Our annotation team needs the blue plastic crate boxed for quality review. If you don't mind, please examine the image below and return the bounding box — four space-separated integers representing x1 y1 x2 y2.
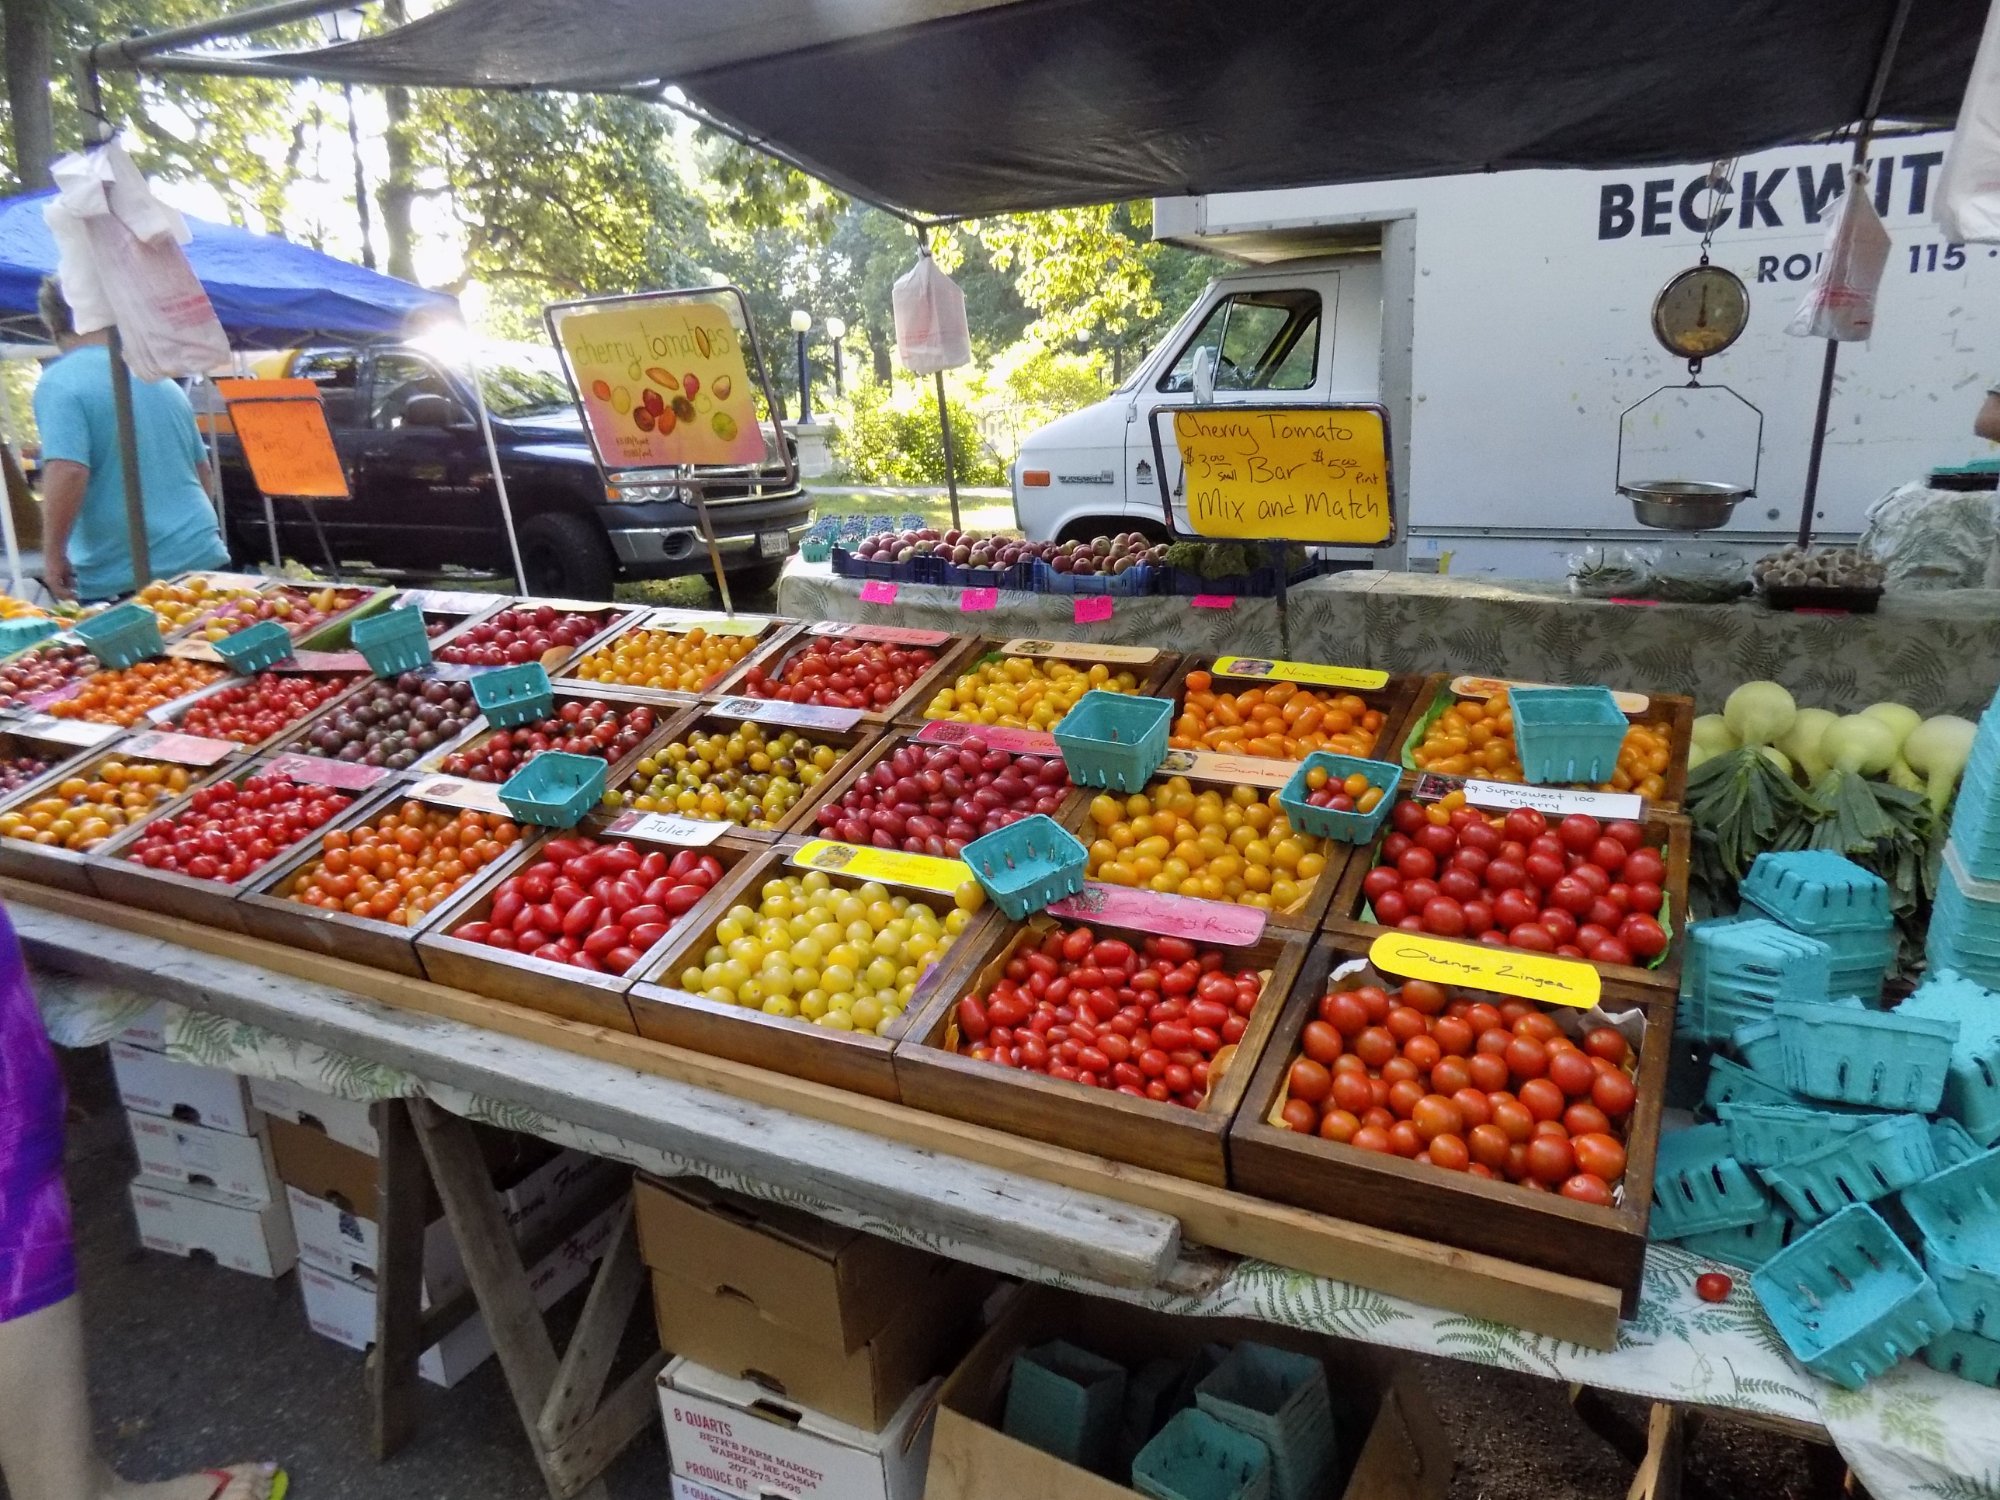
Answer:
830 547 948 585
963 815 1087 919
1031 558 1159 596
1902 972 2000 1145
1773 999 1959 1111
1924 1328 2000 1386
1650 1124 1769 1240
1678 919 1835 1044
73 602 161 669
1507 686 1626 785
1677 1211 1801 1271
1731 1017 1789 1081
498 752 606 828
1760 1114 1938 1223
0 617 57 656
350 606 433 677
1716 1102 1869 1168
212 619 295 674
1276 753 1398 844
1752 1204 1949 1389
1053 691 1171 793
1132 1409 1273 1500
1741 851 1893 934
1703 1054 1800 1113
472 663 554 728
1904 1148 2000 1335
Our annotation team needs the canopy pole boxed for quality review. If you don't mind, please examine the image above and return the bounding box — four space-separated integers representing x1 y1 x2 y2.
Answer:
1794 0 1915 551
934 370 961 532
459 338 529 593
0 376 30 598
75 54 153 592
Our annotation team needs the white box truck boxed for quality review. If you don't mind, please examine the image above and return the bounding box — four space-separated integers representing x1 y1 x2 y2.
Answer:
1009 129 1997 577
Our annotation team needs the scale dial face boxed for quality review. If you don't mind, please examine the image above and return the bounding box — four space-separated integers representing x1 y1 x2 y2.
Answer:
1651 265 1749 361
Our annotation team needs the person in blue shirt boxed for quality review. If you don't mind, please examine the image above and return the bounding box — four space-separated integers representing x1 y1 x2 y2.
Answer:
30 277 228 602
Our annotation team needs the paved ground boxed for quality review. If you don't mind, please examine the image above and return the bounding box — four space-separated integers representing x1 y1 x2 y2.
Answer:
48 1042 1822 1500
56 1047 671 1500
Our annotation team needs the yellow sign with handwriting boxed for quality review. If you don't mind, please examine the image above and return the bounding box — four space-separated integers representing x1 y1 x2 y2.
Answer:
1172 407 1393 544
1211 657 1388 691
1368 932 1601 1010
790 840 973 896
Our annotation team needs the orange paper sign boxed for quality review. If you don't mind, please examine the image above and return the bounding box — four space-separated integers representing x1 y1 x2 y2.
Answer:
215 379 347 500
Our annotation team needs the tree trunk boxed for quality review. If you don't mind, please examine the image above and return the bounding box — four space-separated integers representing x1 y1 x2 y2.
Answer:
869 327 892 384
3 0 55 193
377 0 419 282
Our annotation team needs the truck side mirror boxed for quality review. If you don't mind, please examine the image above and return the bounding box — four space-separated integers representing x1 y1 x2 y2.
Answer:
1190 346 1217 405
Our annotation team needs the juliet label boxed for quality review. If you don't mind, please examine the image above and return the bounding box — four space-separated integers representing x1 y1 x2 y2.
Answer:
604 810 730 846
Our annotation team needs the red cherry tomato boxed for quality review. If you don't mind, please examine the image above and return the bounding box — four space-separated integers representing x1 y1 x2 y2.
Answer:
1696 1272 1733 1303
1524 1134 1576 1184
1560 1173 1612 1206
1591 1069 1638 1117
1288 1058 1332 1105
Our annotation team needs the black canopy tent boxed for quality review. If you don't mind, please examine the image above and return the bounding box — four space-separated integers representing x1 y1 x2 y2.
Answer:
107 0 1984 220
80 0 1990 577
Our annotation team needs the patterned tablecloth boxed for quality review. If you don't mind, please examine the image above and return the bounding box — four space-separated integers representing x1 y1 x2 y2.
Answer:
778 566 2000 716
39 971 2000 1500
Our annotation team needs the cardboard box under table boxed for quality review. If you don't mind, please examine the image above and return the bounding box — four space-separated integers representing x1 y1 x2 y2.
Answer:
249 1074 378 1152
660 1357 939 1500
626 840 995 1102
110 1038 259 1133
894 913 1308 1187
925 1284 1451 1500
417 822 760 1033
85 754 403 935
127 1111 280 1203
128 1175 296 1279
909 637 1179 728
637 1174 992 1432
1057 751 1350 935
1227 935 1668 1308
554 608 800 708
600 703 883 843
1397 673 1696 813
710 622 976 726
1159 654 1426 768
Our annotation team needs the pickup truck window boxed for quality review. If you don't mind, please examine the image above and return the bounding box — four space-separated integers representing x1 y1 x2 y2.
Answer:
296 350 363 426
370 353 455 428
1158 290 1322 394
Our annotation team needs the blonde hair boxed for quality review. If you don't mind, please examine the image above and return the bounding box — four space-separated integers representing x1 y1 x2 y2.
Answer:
36 276 73 341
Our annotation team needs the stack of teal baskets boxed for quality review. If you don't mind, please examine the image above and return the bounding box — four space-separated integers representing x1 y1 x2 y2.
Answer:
1740 850 1898 1003
1903 973 2000 1146
1931 693 2000 985
1676 916 1836 1045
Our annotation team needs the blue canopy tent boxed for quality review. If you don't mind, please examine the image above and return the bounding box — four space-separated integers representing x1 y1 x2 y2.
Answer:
0 188 456 345
0 185 527 594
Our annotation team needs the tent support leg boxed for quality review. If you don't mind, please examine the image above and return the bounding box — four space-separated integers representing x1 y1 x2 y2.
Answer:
935 371 960 532
263 496 281 568
460 340 529 594
303 500 341 582
106 327 151 590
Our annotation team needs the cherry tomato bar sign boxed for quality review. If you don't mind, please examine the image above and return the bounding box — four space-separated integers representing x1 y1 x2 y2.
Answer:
1165 406 1394 545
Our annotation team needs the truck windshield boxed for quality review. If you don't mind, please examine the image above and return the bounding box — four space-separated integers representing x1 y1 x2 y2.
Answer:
474 347 575 418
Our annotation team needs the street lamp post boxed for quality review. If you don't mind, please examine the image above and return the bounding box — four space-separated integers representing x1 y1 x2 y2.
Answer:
825 316 847 398
789 309 812 424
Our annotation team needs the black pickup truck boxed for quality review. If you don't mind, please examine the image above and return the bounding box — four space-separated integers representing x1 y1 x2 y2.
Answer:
215 341 814 600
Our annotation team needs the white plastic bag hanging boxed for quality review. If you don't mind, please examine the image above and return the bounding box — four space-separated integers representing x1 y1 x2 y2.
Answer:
1937 0 2000 242
891 251 971 374
44 142 228 381
1785 168 1891 341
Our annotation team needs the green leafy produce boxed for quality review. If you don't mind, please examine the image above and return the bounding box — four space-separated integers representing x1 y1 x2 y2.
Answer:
1686 746 1814 914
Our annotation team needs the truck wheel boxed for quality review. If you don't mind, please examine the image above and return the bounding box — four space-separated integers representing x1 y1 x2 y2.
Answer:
726 559 787 596
518 512 615 600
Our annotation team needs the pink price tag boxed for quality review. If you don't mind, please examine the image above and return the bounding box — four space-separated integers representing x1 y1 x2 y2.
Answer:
265 753 390 791
1073 595 1114 625
120 730 236 766
1607 597 1662 608
914 720 1059 755
1047 882 1267 946
960 587 998 612
1190 595 1235 610
859 580 898 605
282 649 368 672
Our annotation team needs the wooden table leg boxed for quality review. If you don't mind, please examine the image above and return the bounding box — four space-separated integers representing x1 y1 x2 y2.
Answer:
1627 1403 1685 1500
370 1099 429 1461
409 1098 652 1500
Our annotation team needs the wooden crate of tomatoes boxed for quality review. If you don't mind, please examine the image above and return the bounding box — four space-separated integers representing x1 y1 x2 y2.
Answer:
893 913 1309 1186
1229 937 1666 1303
1399 676 1694 811
1324 786 1690 992
712 623 974 724
1158 656 1425 766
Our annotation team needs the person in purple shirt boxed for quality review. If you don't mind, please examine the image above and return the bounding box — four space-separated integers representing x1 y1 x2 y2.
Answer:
0 902 278 1500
